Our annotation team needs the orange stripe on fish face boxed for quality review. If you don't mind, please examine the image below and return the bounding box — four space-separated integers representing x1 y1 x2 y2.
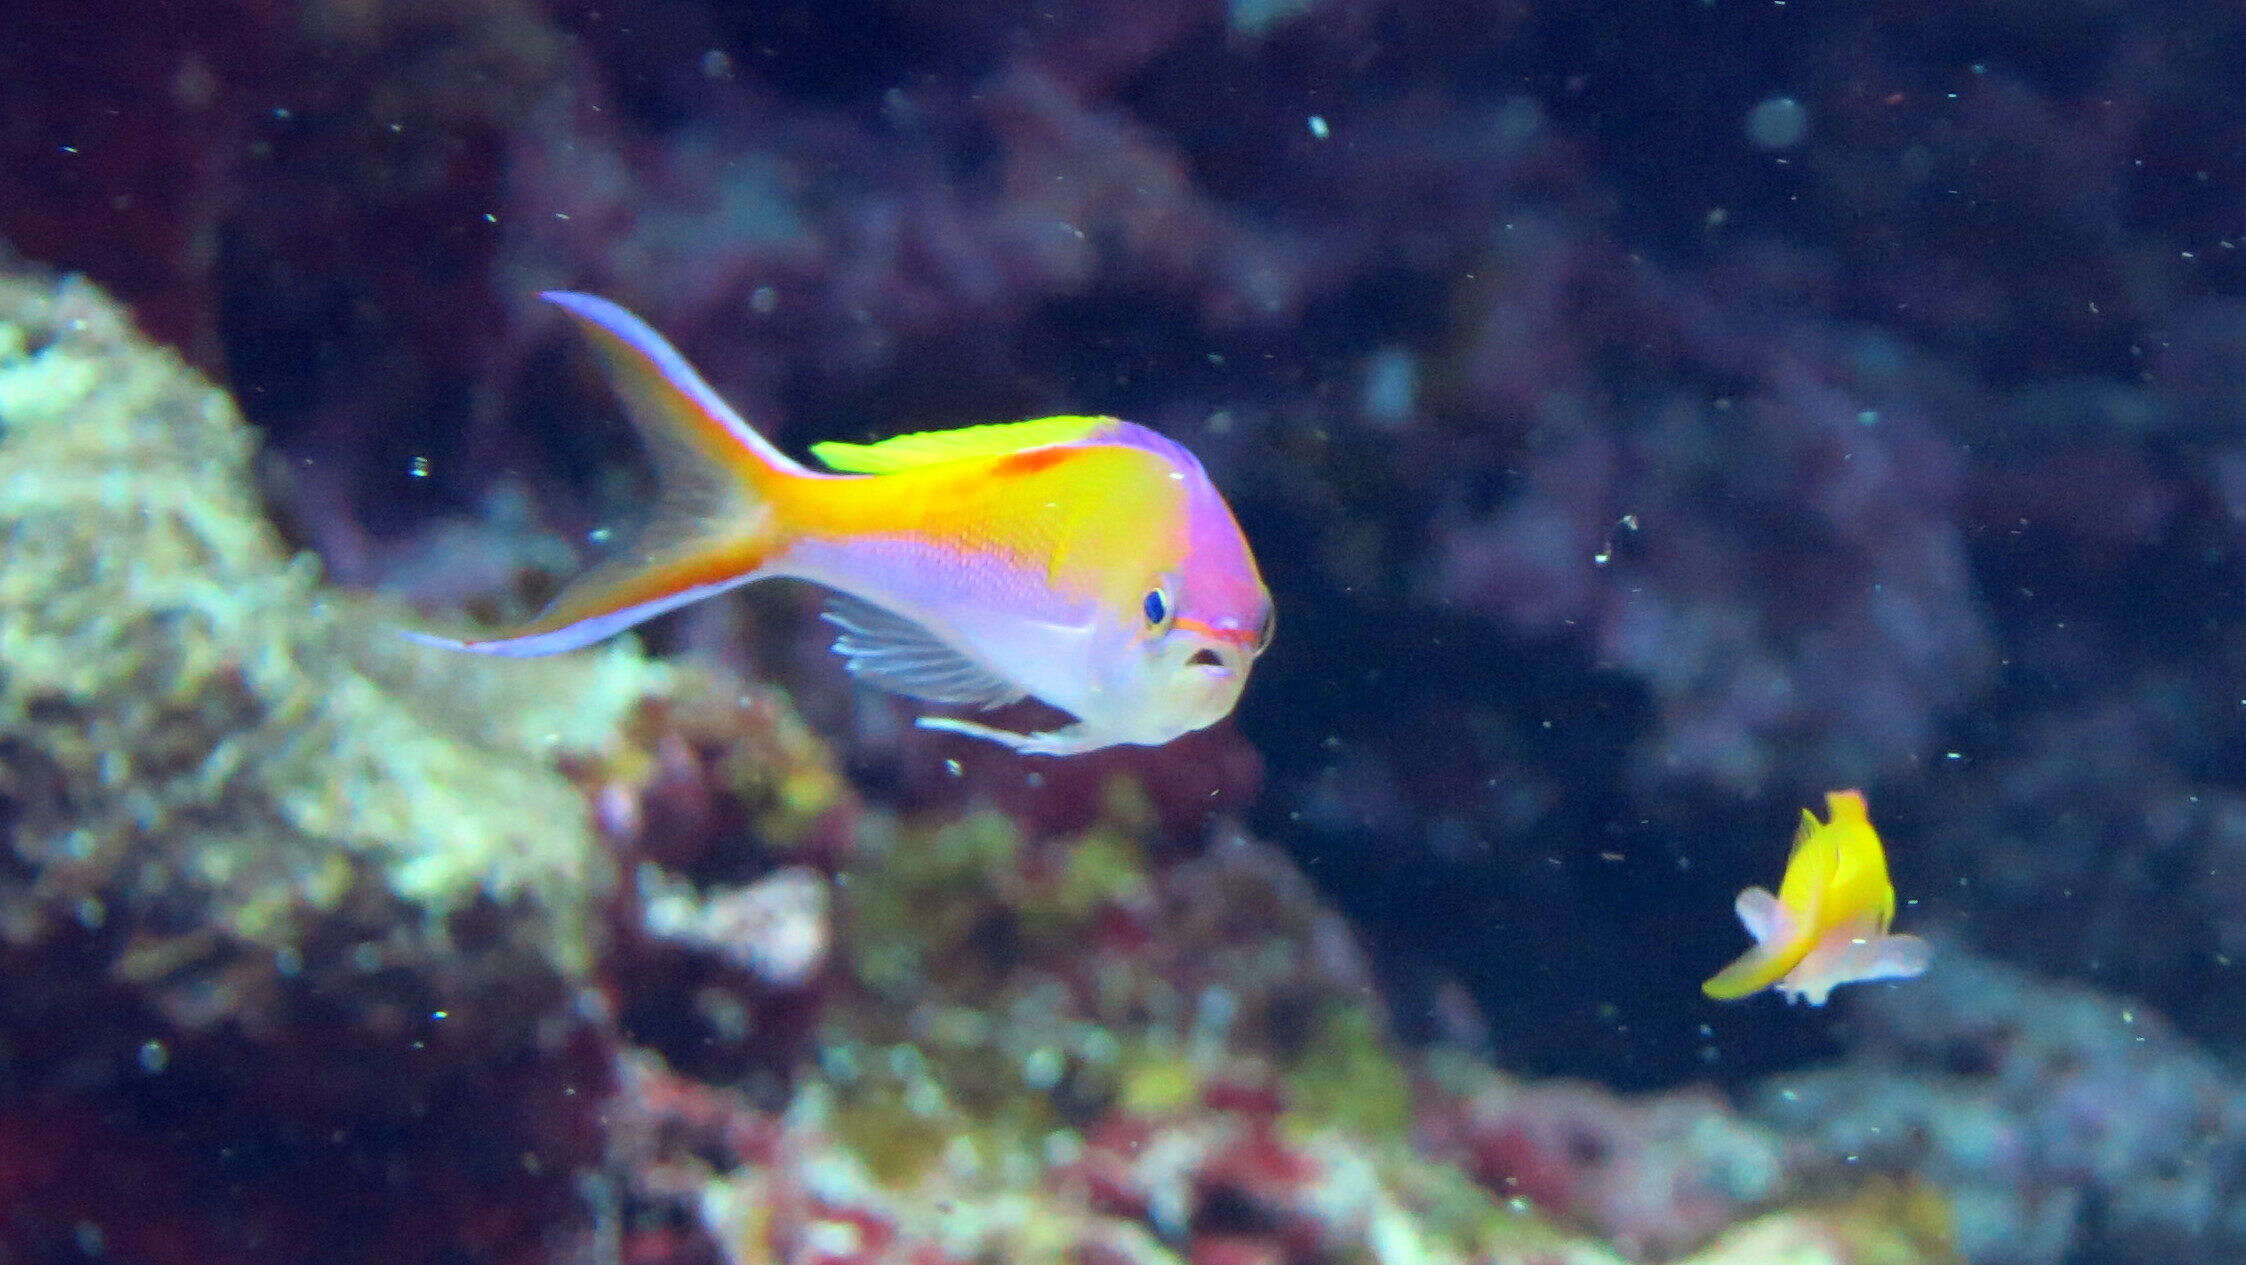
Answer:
1173 615 1261 647
990 446 1079 479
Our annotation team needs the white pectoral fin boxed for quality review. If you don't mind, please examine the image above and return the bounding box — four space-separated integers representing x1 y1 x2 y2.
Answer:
915 716 1113 757
823 594 1026 709
1779 929 1932 1006
1829 931 1933 986
1703 887 1814 1001
1734 886 1795 946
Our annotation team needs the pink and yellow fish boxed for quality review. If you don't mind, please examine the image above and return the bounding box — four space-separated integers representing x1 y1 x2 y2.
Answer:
1702 790 1931 1006
410 292 1273 757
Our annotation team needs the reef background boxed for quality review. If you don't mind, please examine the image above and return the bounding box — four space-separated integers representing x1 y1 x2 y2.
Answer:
4 2 2246 1263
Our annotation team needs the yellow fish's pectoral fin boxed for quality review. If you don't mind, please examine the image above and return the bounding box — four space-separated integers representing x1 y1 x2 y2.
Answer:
810 415 1113 473
1702 885 1816 1000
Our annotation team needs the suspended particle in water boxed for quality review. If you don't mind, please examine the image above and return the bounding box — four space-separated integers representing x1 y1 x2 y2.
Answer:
1745 95 1809 150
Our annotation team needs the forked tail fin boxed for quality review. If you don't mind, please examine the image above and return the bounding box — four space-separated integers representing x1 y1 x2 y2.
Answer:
407 292 801 657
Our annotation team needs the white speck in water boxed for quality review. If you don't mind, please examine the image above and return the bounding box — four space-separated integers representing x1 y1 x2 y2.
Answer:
409 455 430 477
1308 115 1329 139
1746 95 1810 150
1494 95 1543 144
1361 346 1418 427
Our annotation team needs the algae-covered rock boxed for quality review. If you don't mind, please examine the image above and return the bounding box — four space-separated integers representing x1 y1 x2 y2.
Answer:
0 259 664 1001
609 786 1959 1265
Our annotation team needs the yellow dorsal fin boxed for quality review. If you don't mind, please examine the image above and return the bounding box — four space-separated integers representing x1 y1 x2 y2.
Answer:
809 415 1114 474
1774 806 1835 917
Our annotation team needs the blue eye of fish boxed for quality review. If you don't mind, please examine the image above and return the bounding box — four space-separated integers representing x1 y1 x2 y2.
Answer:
1143 589 1169 627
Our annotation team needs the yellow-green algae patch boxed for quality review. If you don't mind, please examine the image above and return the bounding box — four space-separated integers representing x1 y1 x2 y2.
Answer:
0 264 667 982
1284 1002 1415 1140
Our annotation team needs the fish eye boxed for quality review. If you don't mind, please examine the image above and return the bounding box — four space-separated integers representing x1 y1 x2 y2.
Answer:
1142 588 1170 628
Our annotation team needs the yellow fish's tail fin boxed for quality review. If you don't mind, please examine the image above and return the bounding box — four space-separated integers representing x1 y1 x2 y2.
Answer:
407 292 798 657
1701 885 1816 999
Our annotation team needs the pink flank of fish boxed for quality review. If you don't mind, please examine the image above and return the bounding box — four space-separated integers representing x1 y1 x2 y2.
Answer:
408 292 1274 757
1703 790 1932 1006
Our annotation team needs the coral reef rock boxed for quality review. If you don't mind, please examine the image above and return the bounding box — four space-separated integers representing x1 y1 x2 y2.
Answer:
0 255 666 993
0 254 667 1260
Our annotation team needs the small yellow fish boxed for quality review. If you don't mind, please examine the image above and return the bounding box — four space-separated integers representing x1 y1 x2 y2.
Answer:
410 293 1273 757
1702 790 1931 1005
